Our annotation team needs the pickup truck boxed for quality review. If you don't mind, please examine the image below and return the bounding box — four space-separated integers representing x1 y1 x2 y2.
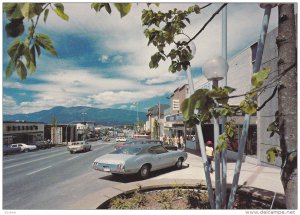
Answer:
11 143 37 152
67 141 91 154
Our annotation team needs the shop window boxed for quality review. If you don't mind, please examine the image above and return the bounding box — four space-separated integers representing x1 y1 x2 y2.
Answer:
7 126 11 131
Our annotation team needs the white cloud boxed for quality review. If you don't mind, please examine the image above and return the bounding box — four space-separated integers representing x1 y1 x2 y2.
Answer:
99 55 109 63
112 55 123 63
3 3 279 114
3 95 18 115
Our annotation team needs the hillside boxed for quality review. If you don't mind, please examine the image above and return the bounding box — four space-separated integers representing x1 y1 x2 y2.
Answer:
3 106 147 125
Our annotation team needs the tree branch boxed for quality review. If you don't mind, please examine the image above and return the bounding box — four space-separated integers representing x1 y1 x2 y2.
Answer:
257 85 278 111
200 3 212 10
188 3 227 43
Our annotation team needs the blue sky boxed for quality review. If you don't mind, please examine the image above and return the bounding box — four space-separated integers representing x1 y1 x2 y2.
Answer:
2 3 278 115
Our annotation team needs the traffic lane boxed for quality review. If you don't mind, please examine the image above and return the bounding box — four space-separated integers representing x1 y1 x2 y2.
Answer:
3 143 116 209
3 146 65 164
2 140 105 164
3 141 111 170
3 143 113 184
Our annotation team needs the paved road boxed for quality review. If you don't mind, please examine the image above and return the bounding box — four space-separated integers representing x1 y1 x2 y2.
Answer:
3 140 120 209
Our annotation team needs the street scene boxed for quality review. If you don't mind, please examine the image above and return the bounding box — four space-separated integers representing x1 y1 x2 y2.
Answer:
2 2 298 213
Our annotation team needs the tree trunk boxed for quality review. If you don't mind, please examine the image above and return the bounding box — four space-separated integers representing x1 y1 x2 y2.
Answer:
277 3 297 209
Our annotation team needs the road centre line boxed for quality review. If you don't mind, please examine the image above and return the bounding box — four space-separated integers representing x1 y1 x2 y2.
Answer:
3 151 68 170
26 165 52 176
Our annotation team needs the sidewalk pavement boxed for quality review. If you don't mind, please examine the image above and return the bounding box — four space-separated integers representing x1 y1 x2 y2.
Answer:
154 151 284 194
71 151 284 209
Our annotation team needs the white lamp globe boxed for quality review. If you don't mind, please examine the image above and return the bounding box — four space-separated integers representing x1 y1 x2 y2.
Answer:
203 56 228 81
177 38 196 60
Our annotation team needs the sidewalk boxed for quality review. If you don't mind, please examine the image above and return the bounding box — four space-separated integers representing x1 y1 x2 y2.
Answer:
71 151 285 209
154 151 284 194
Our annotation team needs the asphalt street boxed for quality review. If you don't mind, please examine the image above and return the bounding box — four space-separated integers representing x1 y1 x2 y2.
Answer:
3 140 121 209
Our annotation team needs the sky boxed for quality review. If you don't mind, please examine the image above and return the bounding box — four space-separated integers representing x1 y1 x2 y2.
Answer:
2 2 279 115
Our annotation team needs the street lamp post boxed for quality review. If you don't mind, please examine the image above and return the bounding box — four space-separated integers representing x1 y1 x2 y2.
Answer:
179 38 215 208
203 56 228 209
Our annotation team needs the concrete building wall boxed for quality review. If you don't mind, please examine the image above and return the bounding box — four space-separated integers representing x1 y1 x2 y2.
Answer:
227 48 253 106
257 27 281 166
170 85 188 114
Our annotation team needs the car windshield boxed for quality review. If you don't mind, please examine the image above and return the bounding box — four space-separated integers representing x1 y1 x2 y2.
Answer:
110 146 142 155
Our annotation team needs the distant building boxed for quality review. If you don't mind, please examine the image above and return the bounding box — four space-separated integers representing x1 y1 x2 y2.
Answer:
44 124 77 144
3 121 44 145
146 104 169 139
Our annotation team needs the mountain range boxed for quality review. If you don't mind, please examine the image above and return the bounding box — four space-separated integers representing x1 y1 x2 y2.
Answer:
3 106 147 125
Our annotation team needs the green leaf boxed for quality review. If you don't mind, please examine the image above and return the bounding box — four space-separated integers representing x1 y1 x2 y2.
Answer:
240 100 257 115
44 9 49 22
54 3 64 12
216 133 227 153
6 60 16 78
54 8 69 21
266 147 281 163
224 86 236 94
114 3 132 18
3 3 24 20
35 34 58 57
7 38 24 60
16 60 27 80
91 3 104 12
251 67 271 88
5 19 24 38
35 44 41 57
194 5 201 14
20 3 36 19
104 4 112 14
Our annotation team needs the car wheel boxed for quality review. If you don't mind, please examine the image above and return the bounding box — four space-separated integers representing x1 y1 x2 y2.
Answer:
70 151 73 154
175 158 183 169
139 164 151 179
89 146 91 151
24 149 29 153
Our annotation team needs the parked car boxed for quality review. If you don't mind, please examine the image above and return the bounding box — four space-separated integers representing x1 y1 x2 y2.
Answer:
3 145 22 155
10 143 37 152
103 137 110 142
92 143 187 179
32 140 51 149
67 141 91 154
115 138 178 151
116 137 127 142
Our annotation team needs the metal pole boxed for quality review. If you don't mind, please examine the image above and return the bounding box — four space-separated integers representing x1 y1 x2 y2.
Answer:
227 4 273 209
186 66 215 208
213 79 221 209
221 5 228 209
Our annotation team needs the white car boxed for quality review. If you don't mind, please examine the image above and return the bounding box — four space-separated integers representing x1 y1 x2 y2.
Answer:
11 143 37 152
116 137 127 142
67 141 91 154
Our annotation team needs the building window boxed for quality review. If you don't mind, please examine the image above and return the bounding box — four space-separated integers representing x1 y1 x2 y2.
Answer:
172 99 180 111
22 126 25 130
251 43 257 65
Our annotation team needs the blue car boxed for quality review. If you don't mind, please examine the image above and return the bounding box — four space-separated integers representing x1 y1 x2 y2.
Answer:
3 145 22 155
92 143 188 179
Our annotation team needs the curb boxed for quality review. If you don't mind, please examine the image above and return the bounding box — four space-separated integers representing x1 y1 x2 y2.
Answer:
70 179 286 209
